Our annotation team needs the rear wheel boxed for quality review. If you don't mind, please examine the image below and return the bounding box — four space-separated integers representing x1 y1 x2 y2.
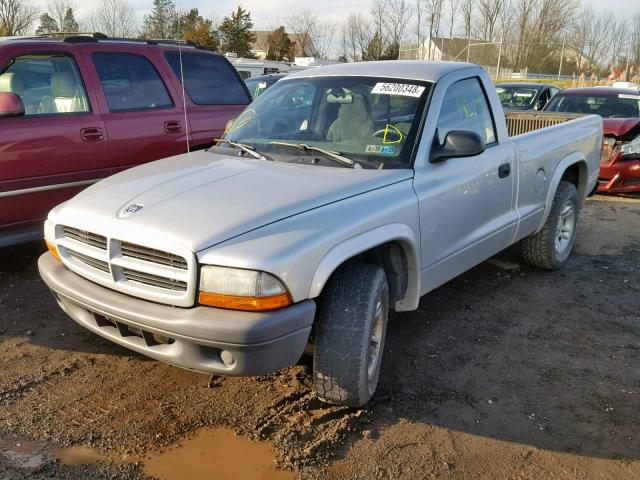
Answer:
313 262 389 407
521 181 580 270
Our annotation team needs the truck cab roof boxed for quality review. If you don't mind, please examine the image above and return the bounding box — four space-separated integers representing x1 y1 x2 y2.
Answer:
285 60 479 83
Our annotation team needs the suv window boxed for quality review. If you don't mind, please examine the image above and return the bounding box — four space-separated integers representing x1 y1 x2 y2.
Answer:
0 54 90 116
164 52 249 105
437 77 496 145
92 53 173 112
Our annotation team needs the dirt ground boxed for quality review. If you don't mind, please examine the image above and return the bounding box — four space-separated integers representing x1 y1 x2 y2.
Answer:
1 194 639 480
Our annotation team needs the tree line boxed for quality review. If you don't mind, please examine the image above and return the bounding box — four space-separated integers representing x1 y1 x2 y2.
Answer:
2 0 640 76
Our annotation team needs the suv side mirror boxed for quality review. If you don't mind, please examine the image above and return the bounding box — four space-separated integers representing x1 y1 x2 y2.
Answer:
430 130 485 163
0 92 25 118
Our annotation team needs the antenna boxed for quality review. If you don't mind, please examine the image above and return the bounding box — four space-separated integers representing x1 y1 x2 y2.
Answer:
176 30 192 160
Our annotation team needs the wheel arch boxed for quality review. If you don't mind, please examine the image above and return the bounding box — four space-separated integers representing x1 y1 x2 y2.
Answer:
535 153 588 233
309 224 421 312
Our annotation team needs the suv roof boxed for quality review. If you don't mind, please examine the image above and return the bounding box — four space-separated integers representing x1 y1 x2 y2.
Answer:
0 32 206 50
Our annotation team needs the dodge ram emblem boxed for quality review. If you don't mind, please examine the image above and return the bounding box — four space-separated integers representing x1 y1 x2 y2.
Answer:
122 203 144 215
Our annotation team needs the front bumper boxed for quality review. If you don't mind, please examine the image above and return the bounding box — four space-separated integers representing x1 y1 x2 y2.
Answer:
38 253 315 376
598 159 640 193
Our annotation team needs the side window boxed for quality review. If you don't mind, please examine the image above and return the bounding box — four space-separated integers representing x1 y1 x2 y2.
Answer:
436 78 496 146
0 54 90 116
164 52 250 105
92 53 173 112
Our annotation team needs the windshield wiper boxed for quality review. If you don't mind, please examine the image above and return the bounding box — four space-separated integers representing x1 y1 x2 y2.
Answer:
269 141 357 168
214 138 266 160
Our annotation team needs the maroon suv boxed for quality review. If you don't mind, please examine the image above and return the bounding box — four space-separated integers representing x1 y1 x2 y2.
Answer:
0 34 250 246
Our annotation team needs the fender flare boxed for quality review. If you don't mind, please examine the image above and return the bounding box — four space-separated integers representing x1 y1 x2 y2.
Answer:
535 152 588 233
308 223 421 312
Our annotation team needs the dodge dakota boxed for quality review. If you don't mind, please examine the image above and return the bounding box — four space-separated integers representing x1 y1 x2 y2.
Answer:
39 61 602 406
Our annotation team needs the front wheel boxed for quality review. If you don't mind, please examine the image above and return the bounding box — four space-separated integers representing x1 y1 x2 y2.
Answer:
313 262 389 407
521 181 580 270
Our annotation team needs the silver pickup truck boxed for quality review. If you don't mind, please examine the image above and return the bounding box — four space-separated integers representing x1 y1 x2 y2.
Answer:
39 61 602 407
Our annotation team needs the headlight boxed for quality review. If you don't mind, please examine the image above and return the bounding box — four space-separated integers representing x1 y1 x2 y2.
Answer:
620 136 640 158
44 219 60 261
198 266 291 311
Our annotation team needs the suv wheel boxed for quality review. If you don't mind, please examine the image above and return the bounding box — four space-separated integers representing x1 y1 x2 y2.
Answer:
313 262 389 407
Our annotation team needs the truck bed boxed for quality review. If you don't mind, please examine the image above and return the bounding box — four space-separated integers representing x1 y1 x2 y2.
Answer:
506 111 585 137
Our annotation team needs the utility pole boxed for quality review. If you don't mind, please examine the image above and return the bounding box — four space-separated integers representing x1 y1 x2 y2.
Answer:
558 36 565 80
496 34 503 78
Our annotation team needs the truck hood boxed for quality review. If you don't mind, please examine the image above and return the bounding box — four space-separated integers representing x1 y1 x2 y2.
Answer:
52 151 413 252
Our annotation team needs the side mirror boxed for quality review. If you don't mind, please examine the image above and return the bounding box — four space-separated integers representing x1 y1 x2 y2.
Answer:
430 130 485 163
0 92 25 118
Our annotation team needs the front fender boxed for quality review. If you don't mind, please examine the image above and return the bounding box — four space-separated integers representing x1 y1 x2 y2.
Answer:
309 223 421 311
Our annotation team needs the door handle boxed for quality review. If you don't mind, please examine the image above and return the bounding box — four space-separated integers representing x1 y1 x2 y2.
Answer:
80 127 104 142
164 121 182 133
498 163 511 178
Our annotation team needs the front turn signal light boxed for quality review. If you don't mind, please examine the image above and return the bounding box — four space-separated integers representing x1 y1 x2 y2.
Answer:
46 240 60 261
198 291 291 311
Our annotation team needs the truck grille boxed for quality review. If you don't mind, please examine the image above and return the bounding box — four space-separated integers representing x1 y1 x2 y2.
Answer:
62 226 107 250
67 250 110 273
55 225 195 306
121 241 188 269
122 268 187 291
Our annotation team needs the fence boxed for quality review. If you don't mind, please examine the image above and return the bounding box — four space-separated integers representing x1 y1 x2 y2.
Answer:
399 37 639 84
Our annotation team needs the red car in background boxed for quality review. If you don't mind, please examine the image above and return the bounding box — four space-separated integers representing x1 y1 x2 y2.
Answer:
544 87 640 194
0 34 250 246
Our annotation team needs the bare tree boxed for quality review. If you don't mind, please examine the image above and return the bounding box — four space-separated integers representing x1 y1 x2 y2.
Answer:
341 13 371 62
413 0 425 58
445 0 461 39
608 17 629 68
424 0 445 59
474 0 508 41
460 0 475 42
48 0 74 32
88 0 136 37
571 7 611 72
287 11 335 58
0 0 39 36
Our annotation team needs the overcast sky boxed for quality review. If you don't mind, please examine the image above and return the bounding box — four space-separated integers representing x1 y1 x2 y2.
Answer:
35 0 639 31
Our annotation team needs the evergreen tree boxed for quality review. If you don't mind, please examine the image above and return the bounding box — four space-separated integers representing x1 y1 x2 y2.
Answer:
62 7 79 32
143 0 177 39
219 6 256 58
266 26 293 61
36 13 58 34
175 8 218 51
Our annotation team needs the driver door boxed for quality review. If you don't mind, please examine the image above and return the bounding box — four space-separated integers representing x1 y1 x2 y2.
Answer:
413 76 517 293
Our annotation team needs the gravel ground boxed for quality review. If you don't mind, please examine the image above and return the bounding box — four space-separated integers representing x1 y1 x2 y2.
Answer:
0 194 638 479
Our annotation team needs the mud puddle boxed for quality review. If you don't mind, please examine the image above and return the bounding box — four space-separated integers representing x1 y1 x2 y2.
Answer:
142 427 295 480
0 435 105 470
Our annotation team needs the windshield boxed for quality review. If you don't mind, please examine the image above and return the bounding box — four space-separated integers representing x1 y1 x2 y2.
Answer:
496 86 538 109
221 76 432 169
244 77 278 99
544 92 640 118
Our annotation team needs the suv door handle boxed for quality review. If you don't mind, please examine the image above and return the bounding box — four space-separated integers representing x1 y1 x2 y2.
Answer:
80 127 104 142
498 163 511 178
164 121 182 133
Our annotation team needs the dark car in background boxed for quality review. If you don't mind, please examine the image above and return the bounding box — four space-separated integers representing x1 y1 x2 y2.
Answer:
0 34 250 247
496 82 559 111
544 87 640 193
244 72 288 99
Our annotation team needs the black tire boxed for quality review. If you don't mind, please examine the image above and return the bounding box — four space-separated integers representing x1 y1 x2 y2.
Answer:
521 181 580 270
313 262 389 407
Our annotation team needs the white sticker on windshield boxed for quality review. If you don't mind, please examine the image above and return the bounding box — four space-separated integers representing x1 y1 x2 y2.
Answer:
619 94 640 100
372 83 425 97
